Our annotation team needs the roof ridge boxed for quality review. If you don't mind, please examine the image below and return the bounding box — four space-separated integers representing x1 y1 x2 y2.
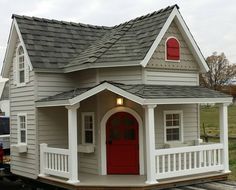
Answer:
112 4 178 28
12 4 178 30
12 14 111 30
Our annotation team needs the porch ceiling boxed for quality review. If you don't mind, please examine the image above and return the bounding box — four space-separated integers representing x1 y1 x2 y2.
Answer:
35 81 232 107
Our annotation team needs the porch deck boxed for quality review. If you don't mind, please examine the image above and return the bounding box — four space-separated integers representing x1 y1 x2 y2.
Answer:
38 172 229 190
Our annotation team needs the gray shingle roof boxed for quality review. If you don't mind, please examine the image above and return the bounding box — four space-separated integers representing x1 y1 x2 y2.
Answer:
13 5 177 72
37 81 231 103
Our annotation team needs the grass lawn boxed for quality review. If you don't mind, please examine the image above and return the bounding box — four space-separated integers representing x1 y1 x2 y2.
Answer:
200 104 236 180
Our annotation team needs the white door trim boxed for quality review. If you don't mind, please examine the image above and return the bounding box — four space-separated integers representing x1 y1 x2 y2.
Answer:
100 106 144 175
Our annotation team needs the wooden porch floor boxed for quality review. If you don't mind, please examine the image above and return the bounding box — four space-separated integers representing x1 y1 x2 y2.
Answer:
38 172 229 190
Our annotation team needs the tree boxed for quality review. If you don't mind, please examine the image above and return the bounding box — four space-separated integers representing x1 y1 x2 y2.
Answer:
200 52 236 89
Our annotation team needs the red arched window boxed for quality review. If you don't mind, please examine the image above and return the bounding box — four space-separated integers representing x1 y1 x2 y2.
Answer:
166 37 180 61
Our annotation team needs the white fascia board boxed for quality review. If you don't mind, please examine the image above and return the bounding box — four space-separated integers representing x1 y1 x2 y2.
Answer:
35 100 70 107
143 97 233 105
174 10 209 72
13 19 33 71
140 7 177 67
69 82 144 105
1 20 16 78
140 7 209 73
1 19 33 78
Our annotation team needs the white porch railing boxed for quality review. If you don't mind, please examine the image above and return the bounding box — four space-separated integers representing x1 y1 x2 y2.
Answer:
40 144 70 178
155 143 224 180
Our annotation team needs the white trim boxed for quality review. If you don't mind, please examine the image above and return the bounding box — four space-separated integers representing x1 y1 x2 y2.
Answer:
16 44 26 87
140 7 209 73
100 107 144 175
13 19 33 71
17 113 27 145
81 112 95 145
165 36 181 62
163 110 183 144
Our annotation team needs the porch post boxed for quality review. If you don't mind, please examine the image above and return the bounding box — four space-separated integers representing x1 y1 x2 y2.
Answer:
144 104 157 184
66 104 80 184
219 103 230 173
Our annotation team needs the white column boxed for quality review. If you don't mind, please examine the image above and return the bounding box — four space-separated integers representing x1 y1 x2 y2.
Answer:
39 143 48 177
144 104 157 184
219 103 230 173
66 104 80 184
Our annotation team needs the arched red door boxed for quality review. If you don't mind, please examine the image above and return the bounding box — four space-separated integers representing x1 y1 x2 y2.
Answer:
106 112 139 174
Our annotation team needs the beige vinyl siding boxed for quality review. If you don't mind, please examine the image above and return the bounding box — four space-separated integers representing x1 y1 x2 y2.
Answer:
154 104 199 149
72 69 97 88
78 96 98 174
36 73 74 100
98 67 143 84
144 69 199 86
37 107 68 148
9 63 37 179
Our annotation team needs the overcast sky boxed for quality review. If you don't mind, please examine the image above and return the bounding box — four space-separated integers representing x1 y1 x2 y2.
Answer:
0 0 236 73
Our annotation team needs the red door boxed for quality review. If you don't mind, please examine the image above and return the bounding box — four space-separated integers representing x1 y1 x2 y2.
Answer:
106 112 139 174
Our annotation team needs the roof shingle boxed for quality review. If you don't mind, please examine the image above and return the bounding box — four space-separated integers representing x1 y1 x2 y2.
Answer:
13 5 178 71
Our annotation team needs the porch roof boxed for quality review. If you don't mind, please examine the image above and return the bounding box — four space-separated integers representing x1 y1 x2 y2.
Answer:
36 81 232 107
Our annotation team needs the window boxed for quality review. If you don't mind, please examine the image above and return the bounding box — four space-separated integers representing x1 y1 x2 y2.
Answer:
17 45 25 84
17 114 27 144
166 37 180 61
82 113 95 144
164 111 183 143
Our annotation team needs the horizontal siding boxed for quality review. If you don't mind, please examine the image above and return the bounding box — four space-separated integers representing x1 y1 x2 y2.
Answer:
9 63 37 179
72 69 97 88
37 107 68 148
155 104 199 149
98 67 142 84
36 73 74 100
145 69 199 86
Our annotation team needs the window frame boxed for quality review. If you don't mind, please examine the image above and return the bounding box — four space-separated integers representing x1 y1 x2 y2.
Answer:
163 110 183 144
16 44 26 87
17 113 27 145
165 36 181 62
81 112 95 145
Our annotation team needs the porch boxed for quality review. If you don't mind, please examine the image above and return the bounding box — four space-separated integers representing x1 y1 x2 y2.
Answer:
36 82 232 185
38 171 229 189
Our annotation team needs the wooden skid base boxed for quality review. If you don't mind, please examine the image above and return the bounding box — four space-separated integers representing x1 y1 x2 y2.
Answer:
38 172 229 190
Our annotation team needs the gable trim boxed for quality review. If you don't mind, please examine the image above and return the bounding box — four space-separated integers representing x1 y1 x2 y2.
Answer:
1 18 33 78
140 7 209 73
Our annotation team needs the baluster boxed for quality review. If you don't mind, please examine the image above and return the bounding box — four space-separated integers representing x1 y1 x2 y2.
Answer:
213 149 216 166
218 149 222 165
168 154 170 172
48 153 50 169
52 153 55 170
194 151 197 169
65 154 68 172
162 155 165 173
204 150 206 167
173 154 176 172
184 153 186 170
189 152 192 169
179 153 181 170
209 150 212 166
55 154 58 171
58 154 61 171
156 156 159 174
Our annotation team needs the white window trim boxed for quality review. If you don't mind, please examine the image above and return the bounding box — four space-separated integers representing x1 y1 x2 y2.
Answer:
164 110 183 144
82 112 95 145
16 44 26 87
165 36 181 63
17 113 27 145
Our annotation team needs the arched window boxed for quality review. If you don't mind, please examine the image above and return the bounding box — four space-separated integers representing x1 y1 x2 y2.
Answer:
17 46 25 83
166 37 180 61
